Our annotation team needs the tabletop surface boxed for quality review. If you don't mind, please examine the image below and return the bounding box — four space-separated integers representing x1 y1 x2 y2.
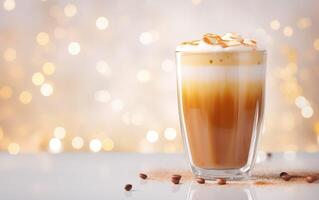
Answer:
0 152 319 200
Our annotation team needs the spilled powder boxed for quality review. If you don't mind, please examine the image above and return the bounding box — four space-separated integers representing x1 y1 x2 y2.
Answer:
145 167 319 186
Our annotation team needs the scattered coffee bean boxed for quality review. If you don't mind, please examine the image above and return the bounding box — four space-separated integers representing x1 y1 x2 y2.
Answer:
124 184 132 191
306 176 317 183
279 172 288 177
139 173 148 180
279 172 291 181
171 174 182 184
171 174 182 180
266 152 272 158
281 174 291 181
196 178 205 184
171 178 180 184
216 178 226 185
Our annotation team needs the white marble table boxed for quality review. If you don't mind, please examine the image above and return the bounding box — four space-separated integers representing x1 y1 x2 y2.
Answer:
0 153 318 200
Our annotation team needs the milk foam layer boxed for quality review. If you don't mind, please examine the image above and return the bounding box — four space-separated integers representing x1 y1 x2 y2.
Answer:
181 65 265 81
176 33 262 53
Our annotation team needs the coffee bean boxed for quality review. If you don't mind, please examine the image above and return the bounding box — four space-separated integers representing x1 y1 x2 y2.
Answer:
216 178 226 185
306 176 317 183
172 174 182 180
124 184 132 191
266 152 272 158
171 174 181 184
279 172 288 177
279 172 291 181
171 178 180 184
281 174 291 181
139 173 148 180
196 178 205 184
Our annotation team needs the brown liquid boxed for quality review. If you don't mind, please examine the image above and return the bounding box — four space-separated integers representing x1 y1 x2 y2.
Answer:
178 52 265 169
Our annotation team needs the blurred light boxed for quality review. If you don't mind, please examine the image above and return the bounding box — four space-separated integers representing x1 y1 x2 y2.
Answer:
283 26 293 37
64 3 77 17
3 0 15 11
313 39 319 51
53 126 66 139
137 69 151 82
96 17 109 30
301 106 314 118
89 139 102 152
161 59 175 72
0 86 13 99
3 48 16 62
281 82 301 98
68 42 81 55
94 90 111 103
314 122 319 134
8 143 20 155
131 113 144 126
295 96 309 108
270 20 281 30
102 138 114 151
40 83 54 97
317 136 319 145
111 99 124 112
54 27 66 39
49 138 62 153
72 136 84 150
42 62 55 75
32 72 45 86
297 17 312 29
146 130 159 143
96 60 112 76
256 151 267 163
139 32 153 45
283 151 296 161
164 128 177 141
191 0 202 5
36 32 50 46
19 91 32 104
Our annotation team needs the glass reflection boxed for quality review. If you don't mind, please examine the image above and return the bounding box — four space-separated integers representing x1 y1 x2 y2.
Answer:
187 181 256 200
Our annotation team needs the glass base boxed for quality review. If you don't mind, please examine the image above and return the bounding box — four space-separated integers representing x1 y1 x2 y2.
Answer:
191 165 251 180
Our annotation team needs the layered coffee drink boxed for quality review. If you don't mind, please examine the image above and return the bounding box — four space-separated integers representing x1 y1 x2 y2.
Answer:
176 33 266 179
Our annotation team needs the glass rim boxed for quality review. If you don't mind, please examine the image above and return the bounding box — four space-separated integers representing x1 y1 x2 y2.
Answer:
175 49 267 54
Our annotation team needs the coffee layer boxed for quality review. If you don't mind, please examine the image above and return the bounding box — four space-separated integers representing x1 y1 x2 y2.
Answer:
181 80 264 169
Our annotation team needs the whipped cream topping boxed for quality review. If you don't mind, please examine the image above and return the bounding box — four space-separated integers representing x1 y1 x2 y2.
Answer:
176 33 260 52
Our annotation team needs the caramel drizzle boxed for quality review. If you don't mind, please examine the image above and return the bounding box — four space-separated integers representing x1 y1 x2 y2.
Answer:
181 33 257 49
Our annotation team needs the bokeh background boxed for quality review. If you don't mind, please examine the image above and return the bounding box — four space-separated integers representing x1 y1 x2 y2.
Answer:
0 0 318 154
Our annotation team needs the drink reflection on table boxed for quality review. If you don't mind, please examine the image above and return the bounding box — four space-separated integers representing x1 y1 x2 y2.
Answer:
187 181 256 200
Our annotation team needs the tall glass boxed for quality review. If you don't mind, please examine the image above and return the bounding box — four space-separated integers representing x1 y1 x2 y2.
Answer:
176 50 266 180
